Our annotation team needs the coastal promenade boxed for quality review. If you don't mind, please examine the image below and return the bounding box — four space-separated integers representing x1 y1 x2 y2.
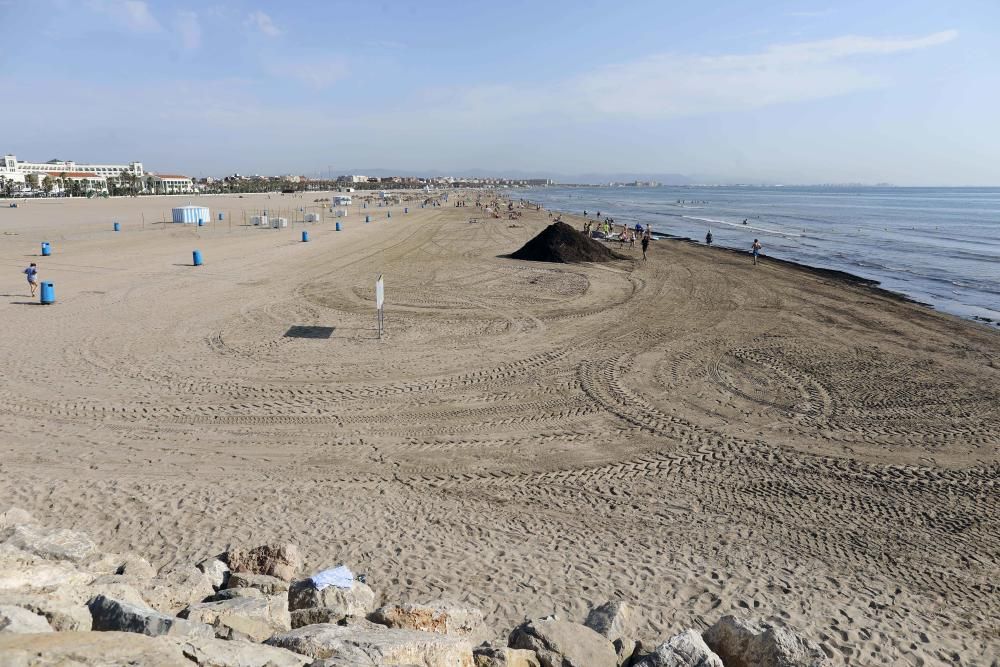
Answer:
0 194 997 664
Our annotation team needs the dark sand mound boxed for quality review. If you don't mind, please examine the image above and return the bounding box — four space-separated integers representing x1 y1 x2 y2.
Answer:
510 221 624 263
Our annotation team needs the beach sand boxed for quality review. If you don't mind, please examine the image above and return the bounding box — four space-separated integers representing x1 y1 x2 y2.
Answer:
0 193 997 664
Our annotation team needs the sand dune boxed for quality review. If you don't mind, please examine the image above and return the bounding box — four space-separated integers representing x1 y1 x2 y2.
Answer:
0 193 997 665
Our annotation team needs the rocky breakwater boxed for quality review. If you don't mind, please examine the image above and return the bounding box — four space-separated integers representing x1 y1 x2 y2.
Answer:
0 507 828 666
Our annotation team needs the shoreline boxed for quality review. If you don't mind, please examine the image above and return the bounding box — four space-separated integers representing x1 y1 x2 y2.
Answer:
526 199 999 327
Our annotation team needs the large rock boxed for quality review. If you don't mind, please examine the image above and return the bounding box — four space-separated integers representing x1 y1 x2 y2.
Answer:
88 594 214 639
4 524 97 563
0 631 190 666
0 591 91 631
288 579 377 622
180 595 291 642
0 604 54 633
166 634 310 666
474 645 541 667
585 600 639 664
228 571 290 595
225 543 302 582
634 630 723 667
90 552 157 579
142 566 217 614
369 600 485 638
0 508 33 535
702 616 827 667
197 556 231 590
508 618 617 667
266 623 474 666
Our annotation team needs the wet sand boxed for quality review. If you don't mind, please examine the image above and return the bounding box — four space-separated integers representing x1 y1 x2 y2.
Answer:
0 193 997 664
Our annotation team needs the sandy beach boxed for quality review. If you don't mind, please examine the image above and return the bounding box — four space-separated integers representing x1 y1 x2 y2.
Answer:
0 193 997 664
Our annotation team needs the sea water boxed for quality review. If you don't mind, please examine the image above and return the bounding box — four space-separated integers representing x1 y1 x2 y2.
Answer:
518 186 1000 324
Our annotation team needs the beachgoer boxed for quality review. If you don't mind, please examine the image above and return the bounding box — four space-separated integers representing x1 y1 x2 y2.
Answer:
23 263 38 296
641 230 650 260
751 239 762 265
706 231 713 245
743 218 748 225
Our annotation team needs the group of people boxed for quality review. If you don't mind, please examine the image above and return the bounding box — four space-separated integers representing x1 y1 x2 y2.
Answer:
583 219 653 259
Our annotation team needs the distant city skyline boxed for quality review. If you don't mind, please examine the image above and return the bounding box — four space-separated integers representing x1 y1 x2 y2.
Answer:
3 0 999 185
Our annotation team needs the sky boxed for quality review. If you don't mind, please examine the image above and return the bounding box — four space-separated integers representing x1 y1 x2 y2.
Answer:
2 0 999 185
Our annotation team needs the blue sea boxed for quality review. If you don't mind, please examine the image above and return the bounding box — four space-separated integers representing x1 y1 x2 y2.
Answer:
516 186 1000 324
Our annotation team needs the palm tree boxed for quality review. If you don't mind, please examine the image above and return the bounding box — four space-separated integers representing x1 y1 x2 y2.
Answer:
42 176 53 195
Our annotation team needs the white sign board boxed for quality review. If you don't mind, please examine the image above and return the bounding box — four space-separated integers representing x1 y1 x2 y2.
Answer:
375 275 384 310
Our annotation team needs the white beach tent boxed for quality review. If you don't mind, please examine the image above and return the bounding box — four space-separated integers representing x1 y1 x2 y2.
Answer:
171 205 211 224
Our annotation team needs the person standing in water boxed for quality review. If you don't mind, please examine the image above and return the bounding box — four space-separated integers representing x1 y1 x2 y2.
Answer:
705 230 713 245
751 239 762 265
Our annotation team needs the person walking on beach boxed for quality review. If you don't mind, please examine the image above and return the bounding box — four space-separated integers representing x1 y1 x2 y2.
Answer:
705 230 713 245
23 263 38 296
751 238 762 265
641 229 650 260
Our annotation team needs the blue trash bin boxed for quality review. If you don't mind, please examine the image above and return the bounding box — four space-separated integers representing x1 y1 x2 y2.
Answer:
193 250 202 266
41 242 51 256
335 222 342 231
302 231 309 242
365 215 370 223
40 282 55 305
387 211 392 218
218 212 224 221
113 222 120 232
198 219 204 227
404 208 408 214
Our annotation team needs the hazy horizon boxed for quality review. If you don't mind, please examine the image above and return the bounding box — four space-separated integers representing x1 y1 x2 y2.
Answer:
4 0 999 186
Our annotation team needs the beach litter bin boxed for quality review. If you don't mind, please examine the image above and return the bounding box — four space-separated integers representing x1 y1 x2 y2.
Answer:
198 219 204 227
335 222 342 231
192 250 203 266
41 242 51 256
218 212 224 221
302 231 309 242
40 282 55 305
365 215 370 223
387 211 392 218
404 207 408 214
113 222 120 232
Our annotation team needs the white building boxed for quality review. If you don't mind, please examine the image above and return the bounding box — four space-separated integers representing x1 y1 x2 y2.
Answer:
337 175 369 184
1 154 143 187
147 174 194 194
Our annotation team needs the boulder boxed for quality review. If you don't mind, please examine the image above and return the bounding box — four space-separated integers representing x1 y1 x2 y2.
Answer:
209 586 265 602
166 634 310 666
633 630 723 667
225 543 302 582
87 594 214 639
179 595 291 642
0 546 92 592
228 571 290 595
4 524 97 563
585 600 639 664
474 645 542 667
508 618 617 667
83 577 150 608
0 604 54 633
289 579 376 619
369 600 485 638
266 623 474 666
292 607 351 629
142 566 217 614
117 554 157 579
0 631 190 666
0 508 33 535
197 556 231 590
702 616 827 667
0 591 91 631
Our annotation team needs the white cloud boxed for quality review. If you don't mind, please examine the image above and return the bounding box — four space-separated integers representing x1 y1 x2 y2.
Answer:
247 10 282 37
417 30 959 124
88 0 161 32
175 11 201 50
